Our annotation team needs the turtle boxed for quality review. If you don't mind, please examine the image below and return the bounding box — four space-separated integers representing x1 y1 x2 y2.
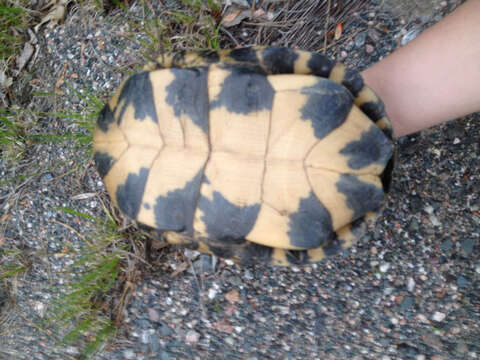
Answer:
93 46 395 266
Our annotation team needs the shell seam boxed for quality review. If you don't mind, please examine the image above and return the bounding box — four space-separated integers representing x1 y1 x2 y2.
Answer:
190 65 212 236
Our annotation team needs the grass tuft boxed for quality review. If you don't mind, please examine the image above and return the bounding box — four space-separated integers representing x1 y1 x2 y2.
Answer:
122 0 223 63
47 205 136 359
0 108 28 161
0 86 103 186
0 248 30 281
0 3 29 62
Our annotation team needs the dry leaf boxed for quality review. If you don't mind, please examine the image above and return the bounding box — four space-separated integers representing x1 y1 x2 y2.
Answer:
55 61 68 89
252 8 266 18
0 70 13 89
334 22 343 40
222 6 267 27
222 9 249 27
225 289 240 303
55 73 65 89
151 238 168 250
171 261 189 277
17 43 34 71
0 212 11 223
34 0 70 32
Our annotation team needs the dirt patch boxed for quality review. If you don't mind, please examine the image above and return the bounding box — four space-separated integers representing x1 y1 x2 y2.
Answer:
383 0 453 22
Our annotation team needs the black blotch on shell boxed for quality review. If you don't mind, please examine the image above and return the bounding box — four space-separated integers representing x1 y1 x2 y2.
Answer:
97 105 115 132
322 237 343 257
361 100 386 123
116 168 150 220
116 71 158 125
154 170 204 235
229 47 260 64
94 152 115 179
349 215 368 237
172 50 186 66
210 66 274 114
261 47 299 74
300 79 353 139
307 53 335 77
198 50 220 63
340 126 394 170
287 192 335 249
336 174 384 221
342 69 365 97
165 68 209 134
379 122 394 140
198 189 260 241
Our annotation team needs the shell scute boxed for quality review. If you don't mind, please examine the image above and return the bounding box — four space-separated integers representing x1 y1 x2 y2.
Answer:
300 79 354 140
116 168 150 220
165 68 209 134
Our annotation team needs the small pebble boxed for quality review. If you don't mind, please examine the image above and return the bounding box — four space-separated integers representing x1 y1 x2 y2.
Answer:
400 296 415 312
160 324 173 336
365 44 374 54
140 330 150 344
416 314 429 323
424 205 434 214
355 32 367 48
159 351 171 360
407 277 415 292
244 269 254 280
147 308 160 322
379 263 390 273
185 330 200 343
42 173 54 182
123 350 136 359
208 288 217 300
429 214 441 227
401 28 421 45
432 311 446 322
460 238 473 255
457 275 469 288
33 301 46 317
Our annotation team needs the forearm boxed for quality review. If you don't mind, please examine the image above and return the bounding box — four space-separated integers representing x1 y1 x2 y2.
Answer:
362 0 480 137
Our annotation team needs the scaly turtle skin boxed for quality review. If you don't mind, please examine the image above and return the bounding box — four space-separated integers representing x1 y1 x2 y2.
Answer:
93 46 394 266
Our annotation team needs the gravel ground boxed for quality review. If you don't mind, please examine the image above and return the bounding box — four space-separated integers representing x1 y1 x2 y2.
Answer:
1 0 479 359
